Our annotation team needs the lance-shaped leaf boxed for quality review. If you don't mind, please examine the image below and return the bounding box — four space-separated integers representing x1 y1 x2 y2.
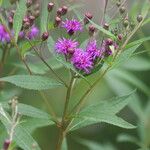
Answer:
69 91 136 131
0 75 62 90
13 0 27 42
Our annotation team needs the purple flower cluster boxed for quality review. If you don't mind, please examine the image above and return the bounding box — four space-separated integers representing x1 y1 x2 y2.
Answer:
61 19 82 35
54 19 119 74
55 38 107 74
0 24 10 43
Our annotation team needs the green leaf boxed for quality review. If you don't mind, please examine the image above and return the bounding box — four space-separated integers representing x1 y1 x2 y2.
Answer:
14 125 41 150
13 0 27 42
0 75 62 90
77 138 117 150
109 69 150 96
21 40 41 56
112 44 140 68
105 71 144 119
126 37 150 49
22 118 54 133
117 134 140 145
40 0 48 33
69 92 136 131
89 20 116 39
123 56 150 71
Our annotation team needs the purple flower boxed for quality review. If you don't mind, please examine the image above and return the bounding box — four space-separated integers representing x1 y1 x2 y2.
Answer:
71 48 93 74
19 31 25 39
27 26 39 39
61 19 82 35
86 40 102 59
102 38 118 55
0 24 10 43
55 38 78 55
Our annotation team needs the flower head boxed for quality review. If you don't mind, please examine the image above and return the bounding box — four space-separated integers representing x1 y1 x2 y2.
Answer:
102 38 118 55
55 38 78 55
27 25 39 39
0 24 10 43
61 19 82 35
86 40 102 59
71 48 93 74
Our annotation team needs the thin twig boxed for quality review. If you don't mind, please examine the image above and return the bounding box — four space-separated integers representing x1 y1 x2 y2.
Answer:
26 38 68 88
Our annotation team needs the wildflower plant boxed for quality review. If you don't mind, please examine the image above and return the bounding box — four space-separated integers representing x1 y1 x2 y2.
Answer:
0 0 150 150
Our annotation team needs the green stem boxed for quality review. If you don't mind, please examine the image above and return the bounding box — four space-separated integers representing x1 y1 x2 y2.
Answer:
55 73 76 150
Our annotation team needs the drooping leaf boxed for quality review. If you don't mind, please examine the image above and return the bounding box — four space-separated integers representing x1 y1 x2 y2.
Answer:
69 91 136 131
77 138 117 150
1 102 52 120
13 0 27 42
123 56 150 71
105 71 144 119
112 44 140 68
14 125 41 150
109 69 150 96
125 37 150 49
117 134 140 145
22 118 54 133
0 75 62 90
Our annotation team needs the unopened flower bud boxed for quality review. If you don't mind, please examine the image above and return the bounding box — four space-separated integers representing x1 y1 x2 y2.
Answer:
29 15 35 24
106 38 113 45
62 6 68 15
24 21 30 29
103 23 109 30
89 25 96 36
116 2 121 7
54 16 61 27
119 6 126 14
23 16 30 23
10 10 15 18
34 3 40 10
3 139 11 150
34 10 40 18
57 8 63 16
123 19 129 27
47 2 54 12
118 34 123 41
8 16 13 27
84 12 93 24
137 15 143 22
26 0 32 8
42 32 49 41
68 29 74 36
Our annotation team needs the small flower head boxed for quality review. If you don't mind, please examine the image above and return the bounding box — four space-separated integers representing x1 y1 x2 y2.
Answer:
0 24 10 43
27 25 39 39
19 31 25 39
86 40 102 59
55 38 78 55
71 48 93 74
61 19 82 35
102 38 118 55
